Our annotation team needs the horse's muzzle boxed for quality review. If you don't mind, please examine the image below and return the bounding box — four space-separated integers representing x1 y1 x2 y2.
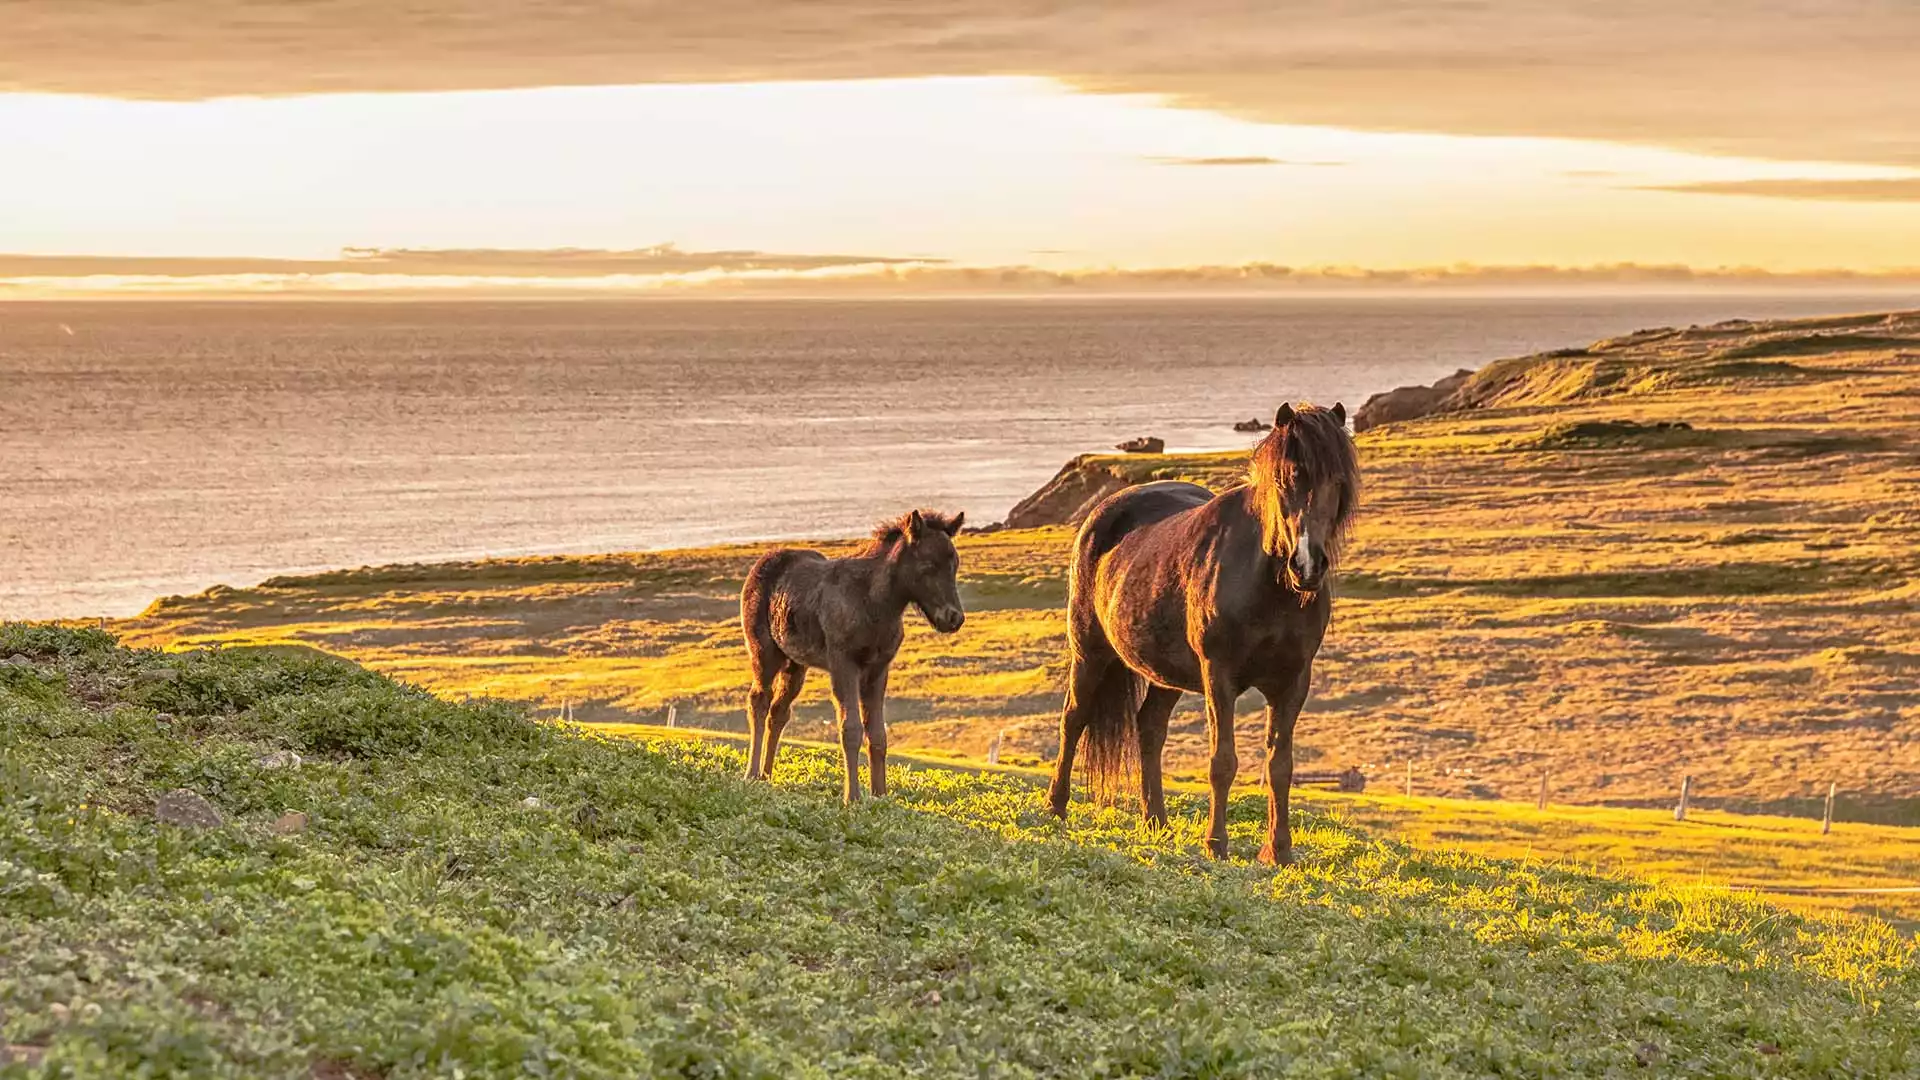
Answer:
923 605 966 634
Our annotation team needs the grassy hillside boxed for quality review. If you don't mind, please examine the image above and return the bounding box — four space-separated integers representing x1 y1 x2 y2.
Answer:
115 312 1920 824
3 626 1917 1078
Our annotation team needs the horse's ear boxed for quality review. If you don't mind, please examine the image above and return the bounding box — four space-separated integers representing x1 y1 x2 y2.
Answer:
906 509 926 542
944 511 965 536
1332 401 1347 425
1275 403 1296 427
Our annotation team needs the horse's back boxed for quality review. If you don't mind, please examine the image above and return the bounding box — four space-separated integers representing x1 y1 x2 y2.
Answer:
1073 481 1213 575
742 548 829 654
1068 481 1213 655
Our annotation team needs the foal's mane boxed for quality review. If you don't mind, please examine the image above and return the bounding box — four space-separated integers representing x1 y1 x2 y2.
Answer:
1247 405 1360 565
855 509 963 557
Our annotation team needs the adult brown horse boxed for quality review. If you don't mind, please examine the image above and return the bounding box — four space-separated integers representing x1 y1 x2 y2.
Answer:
1046 402 1358 863
741 509 966 803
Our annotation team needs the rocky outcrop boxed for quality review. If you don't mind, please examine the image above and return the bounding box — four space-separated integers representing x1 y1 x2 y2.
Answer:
1003 455 1134 529
1352 368 1474 432
154 789 224 830
1114 436 1165 454
1232 418 1271 433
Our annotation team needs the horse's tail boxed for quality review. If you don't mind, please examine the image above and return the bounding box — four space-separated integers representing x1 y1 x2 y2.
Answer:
740 550 786 636
1077 662 1146 806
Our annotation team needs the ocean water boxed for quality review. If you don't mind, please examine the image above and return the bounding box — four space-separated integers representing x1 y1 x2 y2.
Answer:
1 293 1905 619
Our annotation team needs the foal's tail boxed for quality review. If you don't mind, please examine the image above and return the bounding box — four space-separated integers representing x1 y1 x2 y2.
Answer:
1077 663 1147 805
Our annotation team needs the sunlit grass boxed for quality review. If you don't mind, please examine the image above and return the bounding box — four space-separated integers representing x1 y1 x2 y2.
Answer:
110 311 1920 926
8 627 1913 1076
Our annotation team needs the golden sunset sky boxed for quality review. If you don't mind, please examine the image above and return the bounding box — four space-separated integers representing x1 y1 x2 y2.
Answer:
4 1 1919 291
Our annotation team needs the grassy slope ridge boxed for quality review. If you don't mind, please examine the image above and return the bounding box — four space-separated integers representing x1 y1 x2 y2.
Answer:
3 626 1918 1078
114 310 1920 825
106 309 1920 926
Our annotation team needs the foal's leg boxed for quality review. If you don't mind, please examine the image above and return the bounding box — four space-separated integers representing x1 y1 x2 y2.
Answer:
760 662 807 780
828 662 865 804
1200 660 1240 859
1134 686 1181 828
1257 663 1313 866
860 665 890 797
744 674 774 781
1046 651 1114 818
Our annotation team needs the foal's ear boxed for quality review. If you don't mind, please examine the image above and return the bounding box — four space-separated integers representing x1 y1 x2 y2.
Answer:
1275 402 1296 427
906 508 926 542
943 511 965 536
1331 401 1347 425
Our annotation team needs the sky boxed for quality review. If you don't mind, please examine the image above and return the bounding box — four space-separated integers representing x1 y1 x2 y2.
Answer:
3 1 1919 293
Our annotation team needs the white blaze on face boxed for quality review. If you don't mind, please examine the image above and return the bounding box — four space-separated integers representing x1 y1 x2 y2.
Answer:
1293 530 1315 579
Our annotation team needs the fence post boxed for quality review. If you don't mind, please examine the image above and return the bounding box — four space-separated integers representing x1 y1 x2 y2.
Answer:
1674 774 1692 821
666 703 678 729
1822 782 1836 835
1537 772 1549 811
1404 761 1413 798
987 730 1004 766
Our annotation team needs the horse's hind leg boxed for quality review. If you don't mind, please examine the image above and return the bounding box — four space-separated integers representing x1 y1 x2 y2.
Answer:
743 642 787 780
1047 650 1114 818
744 677 773 780
1135 686 1180 828
759 662 807 780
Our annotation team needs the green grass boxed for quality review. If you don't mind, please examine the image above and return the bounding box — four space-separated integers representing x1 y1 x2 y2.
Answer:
3 625 1917 1078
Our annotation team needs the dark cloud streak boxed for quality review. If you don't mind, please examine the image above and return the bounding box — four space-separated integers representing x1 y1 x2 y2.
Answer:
1636 179 1920 203
1160 156 1281 167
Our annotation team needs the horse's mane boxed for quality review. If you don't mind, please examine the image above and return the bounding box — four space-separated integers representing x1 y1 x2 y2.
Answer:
855 509 963 557
1246 405 1360 567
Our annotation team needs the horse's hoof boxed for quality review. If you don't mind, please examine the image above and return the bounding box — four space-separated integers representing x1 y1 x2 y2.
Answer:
1256 844 1293 866
1207 840 1230 860
1044 789 1070 819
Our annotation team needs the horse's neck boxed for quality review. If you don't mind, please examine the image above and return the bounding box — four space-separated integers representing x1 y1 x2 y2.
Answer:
1233 484 1292 586
1244 482 1287 566
849 550 911 618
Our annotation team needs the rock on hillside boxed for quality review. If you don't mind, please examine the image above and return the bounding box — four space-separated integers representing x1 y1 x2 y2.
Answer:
1352 368 1473 432
1003 454 1135 528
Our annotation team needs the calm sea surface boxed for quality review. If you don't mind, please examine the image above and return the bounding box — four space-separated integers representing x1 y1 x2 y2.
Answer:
1 294 1907 618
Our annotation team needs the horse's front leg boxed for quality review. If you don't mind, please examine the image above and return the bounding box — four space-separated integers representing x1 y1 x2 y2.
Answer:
828 663 865 804
1258 662 1312 866
860 665 890 797
1200 661 1239 859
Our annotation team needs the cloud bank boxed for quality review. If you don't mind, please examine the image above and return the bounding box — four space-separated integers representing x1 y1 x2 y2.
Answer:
7 250 1920 298
2 2 1917 168
0 246 925 279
